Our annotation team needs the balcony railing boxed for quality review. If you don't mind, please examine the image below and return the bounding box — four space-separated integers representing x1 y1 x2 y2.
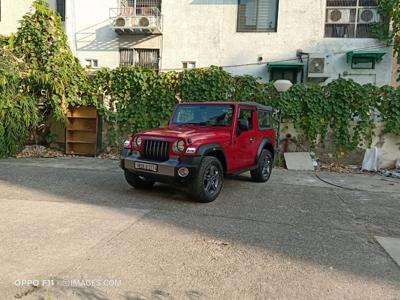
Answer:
110 6 163 35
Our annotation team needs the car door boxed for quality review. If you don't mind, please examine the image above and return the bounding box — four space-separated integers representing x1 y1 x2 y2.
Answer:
234 107 258 170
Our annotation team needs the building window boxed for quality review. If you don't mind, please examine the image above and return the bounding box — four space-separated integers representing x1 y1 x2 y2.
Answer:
125 0 162 15
325 0 379 38
56 0 66 21
237 0 279 32
120 48 135 66
270 68 299 83
136 49 160 70
119 48 160 70
85 59 99 68
182 61 196 69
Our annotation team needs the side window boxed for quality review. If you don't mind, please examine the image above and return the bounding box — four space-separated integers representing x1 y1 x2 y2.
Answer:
238 109 254 131
257 110 272 130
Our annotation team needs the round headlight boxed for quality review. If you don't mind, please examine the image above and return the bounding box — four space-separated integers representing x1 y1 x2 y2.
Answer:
173 140 186 153
132 136 142 148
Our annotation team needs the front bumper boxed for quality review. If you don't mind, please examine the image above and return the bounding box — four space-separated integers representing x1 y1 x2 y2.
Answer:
120 151 201 183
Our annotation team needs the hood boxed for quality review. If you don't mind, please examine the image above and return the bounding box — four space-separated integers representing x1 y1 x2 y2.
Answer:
138 126 232 144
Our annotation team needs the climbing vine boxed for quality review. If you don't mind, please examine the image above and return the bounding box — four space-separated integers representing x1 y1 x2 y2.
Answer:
278 83 329 146
0 0 96 157
379 85 400 134
0 50 39 157
180 66 232 102
11 0 95 120
91 66 400 153
92 66 281 149
373 0 400 79
92 67 180 149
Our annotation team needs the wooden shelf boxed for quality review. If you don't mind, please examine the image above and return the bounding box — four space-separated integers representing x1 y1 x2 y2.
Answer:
66 106 98 156
67 141 97 144
67 129 95 132
67 116 97 120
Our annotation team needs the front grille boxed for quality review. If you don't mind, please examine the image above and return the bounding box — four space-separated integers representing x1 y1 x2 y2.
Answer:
142 139 169 162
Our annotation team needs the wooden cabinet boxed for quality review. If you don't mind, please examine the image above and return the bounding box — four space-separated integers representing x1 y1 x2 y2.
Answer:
66 106 98 156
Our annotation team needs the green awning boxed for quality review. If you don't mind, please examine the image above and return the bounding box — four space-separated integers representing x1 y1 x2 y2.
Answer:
346 50 386 64
267 61 304 71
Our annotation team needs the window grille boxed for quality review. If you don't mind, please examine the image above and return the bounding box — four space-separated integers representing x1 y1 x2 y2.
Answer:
124 0 161 16
325 0 379 38
237 0 279 32
119 48 160 70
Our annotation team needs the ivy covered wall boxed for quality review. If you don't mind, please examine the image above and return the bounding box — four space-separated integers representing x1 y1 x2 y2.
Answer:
91 66 400 156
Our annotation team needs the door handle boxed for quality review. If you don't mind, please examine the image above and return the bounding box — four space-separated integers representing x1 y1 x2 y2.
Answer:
250 138 255 143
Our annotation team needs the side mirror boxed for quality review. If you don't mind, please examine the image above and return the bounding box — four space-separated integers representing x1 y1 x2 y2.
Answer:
237 119 249 135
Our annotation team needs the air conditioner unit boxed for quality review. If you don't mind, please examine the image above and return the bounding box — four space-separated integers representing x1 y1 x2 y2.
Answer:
326 9 351 24
308 54 332 78
358 8 380 24
137 16 157 28
114 16 131 28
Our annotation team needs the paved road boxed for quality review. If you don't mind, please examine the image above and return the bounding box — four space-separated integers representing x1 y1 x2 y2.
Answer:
0 158 399 299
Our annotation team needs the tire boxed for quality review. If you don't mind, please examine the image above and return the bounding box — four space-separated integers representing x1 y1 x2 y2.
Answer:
190 156 224 203
124 170 155 189
251 149 273 183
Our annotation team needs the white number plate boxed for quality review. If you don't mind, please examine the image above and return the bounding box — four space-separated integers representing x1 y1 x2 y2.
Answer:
134 162 158 172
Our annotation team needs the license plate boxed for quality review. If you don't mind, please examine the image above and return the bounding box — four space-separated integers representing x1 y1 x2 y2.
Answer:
134 162 158 173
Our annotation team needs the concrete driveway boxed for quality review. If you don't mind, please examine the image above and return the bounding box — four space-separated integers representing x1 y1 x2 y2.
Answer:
0 158 399 299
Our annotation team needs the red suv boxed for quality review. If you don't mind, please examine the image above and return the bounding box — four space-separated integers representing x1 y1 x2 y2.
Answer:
120 102 275 202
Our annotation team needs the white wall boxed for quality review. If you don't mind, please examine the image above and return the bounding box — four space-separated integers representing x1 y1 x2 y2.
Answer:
68 0 161 68
160 0 392 86
0 0 34 35
0 0 56 35
372 124 400 169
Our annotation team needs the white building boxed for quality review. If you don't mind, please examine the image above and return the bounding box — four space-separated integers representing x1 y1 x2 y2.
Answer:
0 0 395 86
70 0 394 86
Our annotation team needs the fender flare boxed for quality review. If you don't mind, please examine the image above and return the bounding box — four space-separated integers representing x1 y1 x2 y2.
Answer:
196 144 228 171
257 138 275 161
196 143 225 156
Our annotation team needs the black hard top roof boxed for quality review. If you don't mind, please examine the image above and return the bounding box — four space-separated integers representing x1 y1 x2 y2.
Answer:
181 102 273 111
237 102 273 111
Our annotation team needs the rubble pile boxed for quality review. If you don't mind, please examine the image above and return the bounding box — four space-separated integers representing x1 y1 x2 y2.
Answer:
97 153 120 160
319 162 362 174
16 145 122 160
16 145 65 158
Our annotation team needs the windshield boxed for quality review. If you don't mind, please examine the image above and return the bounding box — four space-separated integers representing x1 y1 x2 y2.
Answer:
172 104 234 127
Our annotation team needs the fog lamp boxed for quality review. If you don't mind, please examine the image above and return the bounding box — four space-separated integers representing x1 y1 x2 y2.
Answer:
178 167 190 178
